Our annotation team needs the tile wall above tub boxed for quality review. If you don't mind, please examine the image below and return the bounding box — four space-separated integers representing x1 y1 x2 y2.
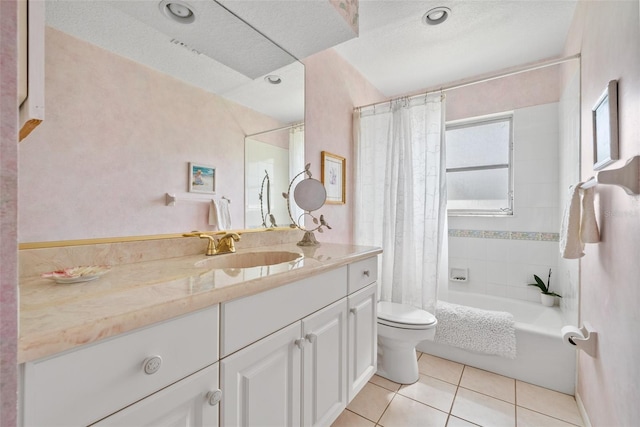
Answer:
448 229 559 303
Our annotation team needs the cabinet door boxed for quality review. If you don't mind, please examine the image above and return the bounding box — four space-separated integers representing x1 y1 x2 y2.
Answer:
92 363 219 427
302 299 348 427
347 283 377 402
221 322 302 427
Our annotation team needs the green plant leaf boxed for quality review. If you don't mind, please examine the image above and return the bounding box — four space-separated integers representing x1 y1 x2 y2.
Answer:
545 292 562 298
534 275 548 292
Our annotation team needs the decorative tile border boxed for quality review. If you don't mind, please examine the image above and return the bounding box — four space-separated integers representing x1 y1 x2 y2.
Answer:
448 229 560 242
483 231 510 240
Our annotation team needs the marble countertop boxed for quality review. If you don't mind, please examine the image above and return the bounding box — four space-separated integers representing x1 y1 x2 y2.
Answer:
19 243 381 364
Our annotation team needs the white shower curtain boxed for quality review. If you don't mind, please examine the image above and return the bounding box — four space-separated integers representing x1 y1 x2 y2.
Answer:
354 95 447 313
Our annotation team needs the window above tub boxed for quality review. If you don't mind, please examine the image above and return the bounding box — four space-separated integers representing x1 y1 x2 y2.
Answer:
445 113 514 216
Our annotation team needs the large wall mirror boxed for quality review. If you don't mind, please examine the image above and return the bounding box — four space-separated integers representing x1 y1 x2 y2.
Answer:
26 0 304 241
45 0 305 126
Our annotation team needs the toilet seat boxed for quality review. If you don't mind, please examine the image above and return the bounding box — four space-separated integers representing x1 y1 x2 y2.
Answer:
377 301 437 330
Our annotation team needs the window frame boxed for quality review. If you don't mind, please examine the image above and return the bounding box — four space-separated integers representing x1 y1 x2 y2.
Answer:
445 113 514 216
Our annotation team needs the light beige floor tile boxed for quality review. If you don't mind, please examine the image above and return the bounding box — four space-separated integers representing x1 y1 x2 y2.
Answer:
417 351 423 360
418 353 464 385
446 415 481 427
370 374 402 392
378 394 448 427
459 366 515 403
346 382 394 423
516 381 583 426
398 374 457 413
517 407 582 427
451 387 515 427
331 409 375 427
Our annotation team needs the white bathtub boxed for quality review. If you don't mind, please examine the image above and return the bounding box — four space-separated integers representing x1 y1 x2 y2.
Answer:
416 291 576 394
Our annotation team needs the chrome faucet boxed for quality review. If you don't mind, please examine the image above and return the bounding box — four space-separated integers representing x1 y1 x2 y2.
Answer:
182 232 218 256
217 233 241 254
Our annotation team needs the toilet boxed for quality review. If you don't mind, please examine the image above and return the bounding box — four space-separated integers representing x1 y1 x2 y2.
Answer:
376 301 438 384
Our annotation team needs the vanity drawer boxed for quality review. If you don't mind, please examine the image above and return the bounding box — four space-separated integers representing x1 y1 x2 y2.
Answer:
22 305 219 427
221 266 347 357
348 256 378 293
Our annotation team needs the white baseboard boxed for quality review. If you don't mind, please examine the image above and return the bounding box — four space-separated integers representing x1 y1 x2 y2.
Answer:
576 392 592 427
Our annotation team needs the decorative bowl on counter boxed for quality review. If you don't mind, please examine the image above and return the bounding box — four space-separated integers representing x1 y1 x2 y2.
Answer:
41 265 111 284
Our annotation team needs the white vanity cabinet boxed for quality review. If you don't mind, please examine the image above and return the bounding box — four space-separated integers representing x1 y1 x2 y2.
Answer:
221 298 348 427
21 305 220 427
220 256 378 427
220 267 348 427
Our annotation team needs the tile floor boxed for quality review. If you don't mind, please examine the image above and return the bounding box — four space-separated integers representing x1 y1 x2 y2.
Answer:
333 352 584 427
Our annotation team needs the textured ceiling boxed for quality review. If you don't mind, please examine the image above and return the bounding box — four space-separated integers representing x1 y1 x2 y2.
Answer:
333 0 578 97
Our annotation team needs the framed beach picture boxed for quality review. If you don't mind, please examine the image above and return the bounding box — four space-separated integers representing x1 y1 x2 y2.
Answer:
592 80 619 171
321 151 346 204
188 162 216 194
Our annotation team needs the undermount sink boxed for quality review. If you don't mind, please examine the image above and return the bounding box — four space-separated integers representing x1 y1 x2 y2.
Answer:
194 251 303 269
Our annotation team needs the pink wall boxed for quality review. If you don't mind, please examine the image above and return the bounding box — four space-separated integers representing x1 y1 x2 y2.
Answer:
19 28 286 243
0 0 19 424
567 2 640 425
446 65 560 121
304 48 386 244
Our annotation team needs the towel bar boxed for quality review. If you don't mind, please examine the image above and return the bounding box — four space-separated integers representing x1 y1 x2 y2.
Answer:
165 193 231 206
579 156 639 195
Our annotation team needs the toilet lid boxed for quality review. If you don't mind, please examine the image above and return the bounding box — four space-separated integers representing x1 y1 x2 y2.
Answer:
377 301 437 327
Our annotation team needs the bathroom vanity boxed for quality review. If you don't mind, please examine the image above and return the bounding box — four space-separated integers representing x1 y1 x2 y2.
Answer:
18 242 380 426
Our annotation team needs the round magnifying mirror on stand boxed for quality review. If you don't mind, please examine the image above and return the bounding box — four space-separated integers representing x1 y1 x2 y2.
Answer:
283 164 331 246
293 178 326 212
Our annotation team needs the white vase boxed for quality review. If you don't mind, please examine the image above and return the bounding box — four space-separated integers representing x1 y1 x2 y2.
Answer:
540 293 556 307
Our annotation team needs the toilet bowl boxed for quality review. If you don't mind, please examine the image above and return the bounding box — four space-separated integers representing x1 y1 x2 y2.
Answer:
376 301 437 384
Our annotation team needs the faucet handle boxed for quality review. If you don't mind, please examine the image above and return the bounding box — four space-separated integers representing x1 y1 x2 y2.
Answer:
183 232 217 256
217 233 241 253
221 232 241 241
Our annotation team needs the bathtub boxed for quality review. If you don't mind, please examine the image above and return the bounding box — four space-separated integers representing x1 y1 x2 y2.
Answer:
416 291 576 394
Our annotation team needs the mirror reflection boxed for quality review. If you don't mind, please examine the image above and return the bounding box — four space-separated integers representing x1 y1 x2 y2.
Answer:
40 0 305 233
45 0 304 124
245 124 305 229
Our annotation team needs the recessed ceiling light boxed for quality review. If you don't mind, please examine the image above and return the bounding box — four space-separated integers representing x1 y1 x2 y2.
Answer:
422 7 450 26
159 0 196 24
264 75 282 85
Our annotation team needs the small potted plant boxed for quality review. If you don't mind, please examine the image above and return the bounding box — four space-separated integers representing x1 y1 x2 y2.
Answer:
528 268 562 306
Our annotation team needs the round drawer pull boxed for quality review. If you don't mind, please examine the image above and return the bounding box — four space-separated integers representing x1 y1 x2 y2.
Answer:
363 270 370 277
206 389 222 406
142 355 163 375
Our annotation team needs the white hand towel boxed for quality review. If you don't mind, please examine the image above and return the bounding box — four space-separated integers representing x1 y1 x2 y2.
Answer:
580 187 600 243
216 198 232 230
560 184 584 259
208 200 220 230
208 199 232 231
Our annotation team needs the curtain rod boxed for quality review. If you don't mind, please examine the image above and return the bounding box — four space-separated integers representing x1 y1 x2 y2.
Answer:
356 53 581 112
246 122 304 138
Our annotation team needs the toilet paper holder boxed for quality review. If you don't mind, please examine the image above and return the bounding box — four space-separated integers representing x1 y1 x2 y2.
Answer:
562 322 597 357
